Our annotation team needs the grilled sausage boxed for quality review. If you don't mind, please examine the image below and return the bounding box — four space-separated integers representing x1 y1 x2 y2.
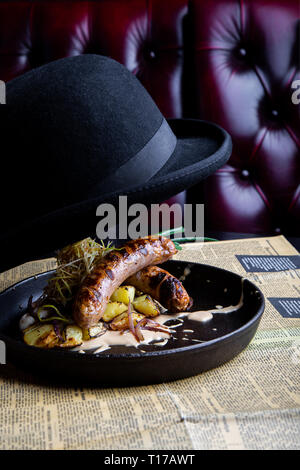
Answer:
126 266 190 312
73 237 177 328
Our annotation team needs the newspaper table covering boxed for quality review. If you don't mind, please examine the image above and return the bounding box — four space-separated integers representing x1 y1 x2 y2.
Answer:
0 235 299 450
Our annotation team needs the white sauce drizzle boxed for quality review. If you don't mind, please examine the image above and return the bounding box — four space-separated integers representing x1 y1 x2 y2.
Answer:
73 327 170 353
72 279 245 354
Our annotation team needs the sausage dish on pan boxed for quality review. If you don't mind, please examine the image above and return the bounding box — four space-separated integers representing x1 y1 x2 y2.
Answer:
19 237 192 350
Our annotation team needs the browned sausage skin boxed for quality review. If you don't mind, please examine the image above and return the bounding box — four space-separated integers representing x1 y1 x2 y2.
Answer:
126 266 190 312
73 237 177 328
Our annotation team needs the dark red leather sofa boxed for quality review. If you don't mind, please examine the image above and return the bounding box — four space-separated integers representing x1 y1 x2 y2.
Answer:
0 0 299 236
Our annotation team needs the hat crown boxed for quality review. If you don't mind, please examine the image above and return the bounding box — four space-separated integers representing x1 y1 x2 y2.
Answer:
4 55 164 222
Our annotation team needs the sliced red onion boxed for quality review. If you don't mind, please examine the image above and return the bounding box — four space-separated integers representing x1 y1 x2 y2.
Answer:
137 317 170 336
120 328 129 335
127 301 139 341
142 318 170 333
53 321 64 342
135 324 144 342
125 304 171 342
144 319 165 327
135 318 148 329
26 295 34 314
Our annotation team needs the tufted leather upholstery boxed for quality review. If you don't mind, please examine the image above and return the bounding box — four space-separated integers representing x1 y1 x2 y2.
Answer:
0 0 299 235
0 0 188 117
190 0 300 235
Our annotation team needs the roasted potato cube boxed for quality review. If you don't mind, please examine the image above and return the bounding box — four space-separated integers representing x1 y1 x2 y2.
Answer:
110 286 135 304
82 324 106 341
134 289 144 297
60 325 83 348
110 311 145 331
133 295 160 317
102 301 128 322
23 324 59 349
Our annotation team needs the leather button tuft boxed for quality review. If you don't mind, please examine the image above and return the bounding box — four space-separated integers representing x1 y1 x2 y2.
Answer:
271 109 279 118
241 169 250 179
143 48 157 61
238 47 247 57
147 50 156 60
274 227 281 234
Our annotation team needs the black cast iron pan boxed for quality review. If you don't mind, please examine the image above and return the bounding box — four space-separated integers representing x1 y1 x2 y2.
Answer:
0 260 264 386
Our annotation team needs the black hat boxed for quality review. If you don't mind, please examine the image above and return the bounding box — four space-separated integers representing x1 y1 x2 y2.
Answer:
0 54 231 270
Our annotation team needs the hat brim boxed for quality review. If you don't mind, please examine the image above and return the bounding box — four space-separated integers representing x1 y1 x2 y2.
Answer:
124 118 232 203
1 119 231 270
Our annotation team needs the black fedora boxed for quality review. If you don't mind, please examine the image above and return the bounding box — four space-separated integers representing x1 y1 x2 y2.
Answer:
0 54 231 270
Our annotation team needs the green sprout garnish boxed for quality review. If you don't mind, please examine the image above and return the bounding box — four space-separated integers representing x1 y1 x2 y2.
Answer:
44 238 121 306
37 304 72 323
157 226 217 250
